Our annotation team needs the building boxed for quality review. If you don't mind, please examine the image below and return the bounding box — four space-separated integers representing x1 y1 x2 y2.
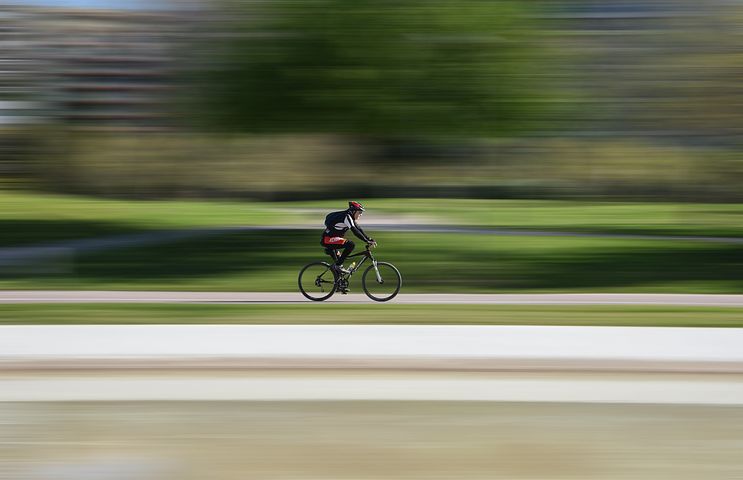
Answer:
0 4 193 130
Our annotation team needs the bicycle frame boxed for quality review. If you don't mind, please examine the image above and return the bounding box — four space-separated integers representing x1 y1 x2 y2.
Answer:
325 245 379 282
339 245 377 276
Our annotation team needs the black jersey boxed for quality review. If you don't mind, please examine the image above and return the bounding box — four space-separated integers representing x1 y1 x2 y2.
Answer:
323 210 371 243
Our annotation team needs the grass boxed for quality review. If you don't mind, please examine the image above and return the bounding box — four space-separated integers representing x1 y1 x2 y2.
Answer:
1 303 743 327
2 190 741 294
0 190 299 247
290 198 743 238
3 190 743 249
1 230 742 293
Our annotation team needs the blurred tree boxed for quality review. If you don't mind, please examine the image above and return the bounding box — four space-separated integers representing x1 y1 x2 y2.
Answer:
646 7 743 142
564 1 743 144
192 0 553 139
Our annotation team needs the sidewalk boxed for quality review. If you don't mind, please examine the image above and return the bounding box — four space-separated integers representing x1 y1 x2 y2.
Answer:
2 324 743 373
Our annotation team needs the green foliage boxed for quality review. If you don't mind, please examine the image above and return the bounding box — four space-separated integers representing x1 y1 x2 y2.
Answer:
2 229 742 294
3 191 743 293
196 0 550 137
628 6 743 138
5 190 743 248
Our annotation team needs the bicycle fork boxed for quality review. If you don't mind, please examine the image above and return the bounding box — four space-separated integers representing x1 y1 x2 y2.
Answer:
372 260 384 284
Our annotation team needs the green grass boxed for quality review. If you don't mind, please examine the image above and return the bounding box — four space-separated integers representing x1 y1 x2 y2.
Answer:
0 190 299 247
2 190 742 293
1 303 742 327
2 230 742 293
3 190 743 249
291 198 743 238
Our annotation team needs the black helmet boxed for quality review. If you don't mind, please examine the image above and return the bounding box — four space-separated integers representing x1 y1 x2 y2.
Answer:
348 201 365 212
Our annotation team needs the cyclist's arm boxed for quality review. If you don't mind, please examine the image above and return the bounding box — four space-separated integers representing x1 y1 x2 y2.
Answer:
344 214 373 243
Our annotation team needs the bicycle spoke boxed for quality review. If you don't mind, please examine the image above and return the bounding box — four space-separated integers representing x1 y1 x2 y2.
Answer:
298 262 336 301
362 262 401 302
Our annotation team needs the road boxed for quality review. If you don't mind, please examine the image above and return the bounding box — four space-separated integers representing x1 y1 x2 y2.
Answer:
1 291 743 305
2 370 743 404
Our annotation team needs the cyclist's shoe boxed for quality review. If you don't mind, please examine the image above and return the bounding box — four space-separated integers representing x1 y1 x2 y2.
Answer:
332 264 351 275
339 287 350 294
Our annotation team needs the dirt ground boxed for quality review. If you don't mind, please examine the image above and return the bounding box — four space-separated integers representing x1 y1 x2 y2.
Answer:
2 400 742 480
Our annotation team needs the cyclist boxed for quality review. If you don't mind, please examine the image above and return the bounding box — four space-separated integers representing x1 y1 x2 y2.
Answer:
321 201 376 275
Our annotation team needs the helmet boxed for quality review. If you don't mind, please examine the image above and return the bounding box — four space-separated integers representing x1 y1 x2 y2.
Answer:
348 201 365 212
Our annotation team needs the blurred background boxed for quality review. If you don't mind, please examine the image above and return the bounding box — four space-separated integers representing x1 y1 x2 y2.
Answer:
0 0 741 293
1 0 742 200
2 2 743 479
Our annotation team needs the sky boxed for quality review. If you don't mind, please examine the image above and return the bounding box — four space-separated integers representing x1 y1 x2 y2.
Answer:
4 0 177 10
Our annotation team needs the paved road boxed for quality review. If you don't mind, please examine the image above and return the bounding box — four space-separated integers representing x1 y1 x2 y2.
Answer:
3 371 743 404
1 291 743 306
3 324 743 375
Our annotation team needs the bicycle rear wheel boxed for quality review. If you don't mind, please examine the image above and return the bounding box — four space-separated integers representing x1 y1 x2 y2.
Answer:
298 262 337 301
362 262 402 302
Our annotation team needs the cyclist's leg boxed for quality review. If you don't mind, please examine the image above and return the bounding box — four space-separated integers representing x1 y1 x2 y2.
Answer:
325 246 342 263
322 237 348 265
336 239 355 266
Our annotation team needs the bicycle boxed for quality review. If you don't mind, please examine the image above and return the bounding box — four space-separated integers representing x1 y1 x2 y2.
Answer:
298 244 402 302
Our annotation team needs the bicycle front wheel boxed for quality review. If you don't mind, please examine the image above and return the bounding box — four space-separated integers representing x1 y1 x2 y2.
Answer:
362 262 402 302
298 262 337 301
